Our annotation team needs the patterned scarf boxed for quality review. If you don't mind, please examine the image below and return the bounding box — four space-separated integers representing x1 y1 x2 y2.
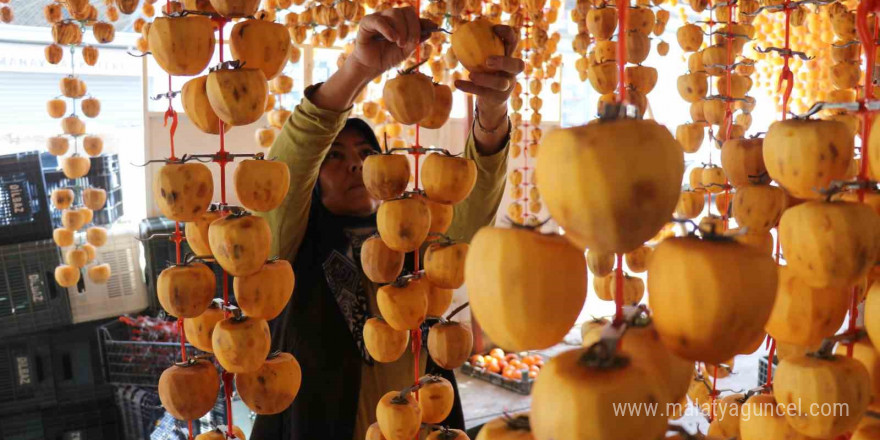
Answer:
322 226 376 364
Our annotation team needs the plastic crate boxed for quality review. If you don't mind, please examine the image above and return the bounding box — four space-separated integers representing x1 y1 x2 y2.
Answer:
0 239 72 339
50 322 114 405
43 153 124 229
97 317 199 387
114 385 229 440
758 354 778 386
139 217 234 313
115 385 166 440
459 352 546 395
0 151 53 246
67 226 149 324
42 397 122 440
0 410 43 439
0 333 56 416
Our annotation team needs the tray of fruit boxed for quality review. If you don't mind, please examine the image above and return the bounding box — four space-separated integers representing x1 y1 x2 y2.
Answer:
459 348 545 395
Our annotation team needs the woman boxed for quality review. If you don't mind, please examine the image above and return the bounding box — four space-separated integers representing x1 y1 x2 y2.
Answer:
252 7 523 440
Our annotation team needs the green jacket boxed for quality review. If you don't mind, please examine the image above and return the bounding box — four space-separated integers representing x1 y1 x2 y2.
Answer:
260 92 510 262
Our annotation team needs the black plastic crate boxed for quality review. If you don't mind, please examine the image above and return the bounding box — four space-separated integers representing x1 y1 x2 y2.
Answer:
758 354 778 386
97 317 199 387
50 321 114 405
0 151 53 246
139 217 234 313
459 353 547 396
114 385 229 440
0 239 72 339
0 410 43 439
42 397 122 440
0 333 56 416
115 385 165 440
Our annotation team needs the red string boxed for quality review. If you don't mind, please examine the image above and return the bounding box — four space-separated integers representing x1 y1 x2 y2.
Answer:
223 371 235 434
212 18 235 438
764 337 776 387
164 76 179 161
709 364 719 421
613 253 624 324
522 22 531 220
164 34 192 440
412 327 422 388
723 4 734 140
216 20 230 206
411 0 423 275
851 0 880 361
779 0 793 119
177 319 188 361
615 1 627 102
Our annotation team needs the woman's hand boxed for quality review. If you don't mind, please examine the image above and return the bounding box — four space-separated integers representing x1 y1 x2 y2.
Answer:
311 7 435 112
455 25 525 154
349 7 437 80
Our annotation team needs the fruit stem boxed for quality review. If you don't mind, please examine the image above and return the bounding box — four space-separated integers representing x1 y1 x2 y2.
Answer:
445 302 469 321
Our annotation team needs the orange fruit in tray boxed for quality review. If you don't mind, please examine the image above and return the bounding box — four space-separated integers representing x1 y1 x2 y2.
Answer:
487 358 501 373
489 348 505 359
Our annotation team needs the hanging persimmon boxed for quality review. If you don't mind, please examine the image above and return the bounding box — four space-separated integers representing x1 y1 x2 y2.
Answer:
361 236 405 284
148 16 215 76
383 70 435 125
183 302 225 353
720 137 767 187
377 390 422 440
209 0 260 17
732 184 786 233
775 353 871 438
377 196 431 252
592 271 644 303
586 250 614 277
87 264 111 284
536 119 684 253
207 67 269 126
208 213 272 276
364 317 410 363
157 262 216 318
55 264 80 287
363 154 411 201
465 227 586 351
185 210 222 258
153 163 214 222
158 359 220 421
212 316 272 373
648 235 778 363
377 277 429 331
181 75 233 135
764 119 853 199
740 394 810 440
530 348 668 440
234 259 294 320
424 241 468 289
419 375 455 424
779 200 880 288
451 18 506 73
230 19 291 80
421 83 454 129
235 352 302 415
427 320 473 369
234 159 290 213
